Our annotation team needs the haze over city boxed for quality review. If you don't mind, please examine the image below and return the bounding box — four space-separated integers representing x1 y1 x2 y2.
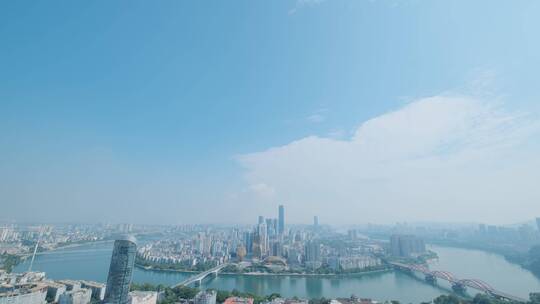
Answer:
2 0 540 225
4 2 540 304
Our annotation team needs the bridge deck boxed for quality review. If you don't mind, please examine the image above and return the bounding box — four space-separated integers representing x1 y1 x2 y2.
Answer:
389 262 526 302
172 263 229 288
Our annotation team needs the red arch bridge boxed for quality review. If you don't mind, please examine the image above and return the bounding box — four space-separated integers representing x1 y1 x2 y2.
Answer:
389 262 527 302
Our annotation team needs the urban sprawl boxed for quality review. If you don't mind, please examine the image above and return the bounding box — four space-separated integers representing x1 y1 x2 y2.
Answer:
2 206 540 304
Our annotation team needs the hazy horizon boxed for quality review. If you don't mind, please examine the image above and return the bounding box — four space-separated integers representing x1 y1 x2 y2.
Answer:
2 0 540 225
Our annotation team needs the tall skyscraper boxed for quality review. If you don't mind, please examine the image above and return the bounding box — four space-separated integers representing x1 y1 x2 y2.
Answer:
243 231 253 254
304 239 321 269
278 205 285 235
257 222 268 256
265 218 273 236
258 216 264 225
536 217 540 232
313 216 319 228
104 235 137 304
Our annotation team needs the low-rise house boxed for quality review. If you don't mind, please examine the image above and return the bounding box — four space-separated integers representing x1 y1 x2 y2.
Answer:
223 297 254 304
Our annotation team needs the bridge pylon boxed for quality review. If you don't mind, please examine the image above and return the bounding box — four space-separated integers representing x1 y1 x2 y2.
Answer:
452 283 466 294
425 274 436 284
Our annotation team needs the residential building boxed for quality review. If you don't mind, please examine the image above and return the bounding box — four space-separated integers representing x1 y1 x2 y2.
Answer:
57 280 80 292
81 281 106 301
58 288 92 304
389 235 425 258
0 284 47 304
43 281 67 302
304 240 321 269
278 205 285 235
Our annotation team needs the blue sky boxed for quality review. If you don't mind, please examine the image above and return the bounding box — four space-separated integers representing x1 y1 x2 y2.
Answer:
1 0 540 224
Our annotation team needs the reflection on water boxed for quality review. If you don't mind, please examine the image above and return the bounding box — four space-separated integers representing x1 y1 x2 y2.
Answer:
428 245 540 299
14 243 540 303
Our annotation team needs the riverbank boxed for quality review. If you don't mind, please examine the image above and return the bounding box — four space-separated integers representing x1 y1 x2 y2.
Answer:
4 239 115 273
427 241 540 278
14 242 540 302
47 239 114 252
132 282 524 304
221 268 392 277
135 263 392 277
0 254 22 272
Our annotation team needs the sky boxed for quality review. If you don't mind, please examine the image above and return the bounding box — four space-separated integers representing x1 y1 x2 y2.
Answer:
1 0 540 225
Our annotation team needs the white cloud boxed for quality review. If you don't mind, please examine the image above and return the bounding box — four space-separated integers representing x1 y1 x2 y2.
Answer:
306 113 325 123
248 183 276 200
288 0 326 15
237 95 540 224
306 109 328 123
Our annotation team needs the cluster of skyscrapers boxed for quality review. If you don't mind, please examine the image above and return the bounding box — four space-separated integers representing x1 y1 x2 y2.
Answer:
244 205 285 259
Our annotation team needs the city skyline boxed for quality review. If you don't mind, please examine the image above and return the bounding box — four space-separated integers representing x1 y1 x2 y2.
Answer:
2 1 540 225
3 1 540 304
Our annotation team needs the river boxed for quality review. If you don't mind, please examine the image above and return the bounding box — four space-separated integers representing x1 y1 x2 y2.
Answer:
14 243 540 303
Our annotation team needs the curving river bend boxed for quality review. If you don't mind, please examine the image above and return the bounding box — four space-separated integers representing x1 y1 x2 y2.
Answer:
14 243 540 303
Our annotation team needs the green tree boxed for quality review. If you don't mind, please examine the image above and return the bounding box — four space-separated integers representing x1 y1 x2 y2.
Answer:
433 294 461 304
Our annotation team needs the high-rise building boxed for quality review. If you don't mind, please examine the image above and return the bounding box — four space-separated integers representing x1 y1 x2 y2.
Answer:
389 235 425 257
287 247 300 265
43 281 67 303
81 281 106 301
243 231 253 254
258 216 265 225
313 216 319 228
0 284 48 304
57 280 81 291
278 205 285 235
536 217 540 232
478 224 487 234
58 288 92 304
265 218 274 236
236 245 247 261
304 239 321 269
104 236 137 304
257 222 268 256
